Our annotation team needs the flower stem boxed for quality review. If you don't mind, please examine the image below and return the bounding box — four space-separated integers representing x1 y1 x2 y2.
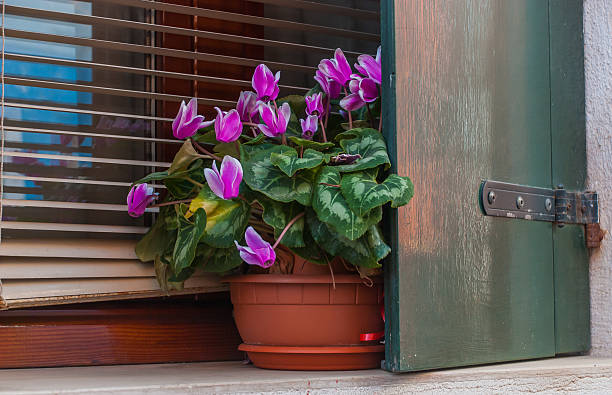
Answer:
243 122 259 127
281 133 287 145
319 118 328 142
272 212 305 249
150 199 192 208
366 103 375 128
191 138 221 161
378 112 382 132
343 87 353 129
234 141 241 159
320 182 341 188
185 177 203 188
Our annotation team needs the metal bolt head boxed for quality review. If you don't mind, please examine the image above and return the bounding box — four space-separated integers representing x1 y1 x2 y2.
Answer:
487 191 496 205
516 196 525 209
545 198 552 212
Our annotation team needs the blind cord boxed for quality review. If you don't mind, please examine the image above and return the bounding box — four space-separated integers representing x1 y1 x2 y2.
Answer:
0 0 5 243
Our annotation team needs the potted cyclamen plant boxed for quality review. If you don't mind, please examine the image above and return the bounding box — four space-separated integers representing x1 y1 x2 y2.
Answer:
127 47 413 371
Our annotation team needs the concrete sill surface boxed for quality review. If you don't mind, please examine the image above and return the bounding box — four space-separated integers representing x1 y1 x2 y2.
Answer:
1 356 611 394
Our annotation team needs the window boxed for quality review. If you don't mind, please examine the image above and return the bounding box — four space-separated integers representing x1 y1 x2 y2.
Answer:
0 0 380 308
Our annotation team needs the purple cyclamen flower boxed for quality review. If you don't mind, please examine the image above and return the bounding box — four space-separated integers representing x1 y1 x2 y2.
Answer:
258 102 291 137
234 226 276 268
252 64 280 102
172 98 214 139
236 91 259 122
127 183 158 218
214 107 242 143
314 70 342 100
354 46 381 85
305 93 324 116
318 48 352 86
350 75 378 103
300 115 318 140
340 75 378 111
204 155 243 200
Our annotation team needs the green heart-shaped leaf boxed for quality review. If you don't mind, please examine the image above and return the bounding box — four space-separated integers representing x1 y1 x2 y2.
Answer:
256 195 305 248
135 212 174 263
307 210 380 268
192 128 216 145
340 120 370 130
243 133 267 145
168 139 201 174
189 185 251 248
366 225 391 261
242 145 316 206
333 128 391 172
288 136 335 151
195 244 243 274
340 172 414 216
172 207 207 276
270 147 325 177
312 166 381 240
289 219 327 265
278 94 307 117
155 255 185 292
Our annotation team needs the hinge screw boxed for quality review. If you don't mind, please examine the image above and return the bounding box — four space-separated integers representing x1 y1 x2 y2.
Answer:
545 198 552 212
487 191 496 205
516 196 525 209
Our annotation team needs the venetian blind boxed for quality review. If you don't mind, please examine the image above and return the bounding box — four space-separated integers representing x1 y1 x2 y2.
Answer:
0 0 380 309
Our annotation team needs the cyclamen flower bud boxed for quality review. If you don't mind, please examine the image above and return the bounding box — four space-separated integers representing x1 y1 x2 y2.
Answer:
172 98 214 140
126 183 158 218
204 155 243 200
235 226 276 268
252 64 280 102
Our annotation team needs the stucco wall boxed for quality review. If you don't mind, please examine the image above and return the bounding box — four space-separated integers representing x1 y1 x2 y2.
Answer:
584 0 612 356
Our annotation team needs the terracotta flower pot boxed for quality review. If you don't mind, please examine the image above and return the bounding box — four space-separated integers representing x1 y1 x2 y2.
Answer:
225 256 384 371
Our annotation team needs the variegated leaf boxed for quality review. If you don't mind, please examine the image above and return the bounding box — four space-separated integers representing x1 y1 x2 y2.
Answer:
242 144 316 206
340 172 414 216
270 147 325 177
189 185 251 248
307 210 380 268
312 166 381 240
333 128 391 172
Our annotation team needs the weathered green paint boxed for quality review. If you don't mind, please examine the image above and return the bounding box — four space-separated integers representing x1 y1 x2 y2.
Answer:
381 0 400 373
549 0 590 354
383 0 562 372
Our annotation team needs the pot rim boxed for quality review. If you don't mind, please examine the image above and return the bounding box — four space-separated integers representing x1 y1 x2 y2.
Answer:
238 344 384 354
223 274 382 284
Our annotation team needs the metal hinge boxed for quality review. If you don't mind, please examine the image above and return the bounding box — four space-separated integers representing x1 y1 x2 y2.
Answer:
480 180 603 248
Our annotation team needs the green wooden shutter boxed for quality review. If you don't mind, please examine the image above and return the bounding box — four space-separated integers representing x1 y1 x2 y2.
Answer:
382 0 589 372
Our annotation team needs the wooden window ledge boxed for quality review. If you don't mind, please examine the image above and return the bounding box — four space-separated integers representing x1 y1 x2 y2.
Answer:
1 356 611 394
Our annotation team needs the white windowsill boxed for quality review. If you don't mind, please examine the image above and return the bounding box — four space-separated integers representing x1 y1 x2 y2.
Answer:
0 356 611 394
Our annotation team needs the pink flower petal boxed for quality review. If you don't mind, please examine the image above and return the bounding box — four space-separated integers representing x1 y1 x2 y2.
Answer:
172 100 186 138
245 226 270 251
219 155 242 199
358 77 378 103
259 103 276 129
252 64 268 99
334 48 352 82
204 163 225 199
340 93 366 111
258 123 276 137
185 98 198 120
